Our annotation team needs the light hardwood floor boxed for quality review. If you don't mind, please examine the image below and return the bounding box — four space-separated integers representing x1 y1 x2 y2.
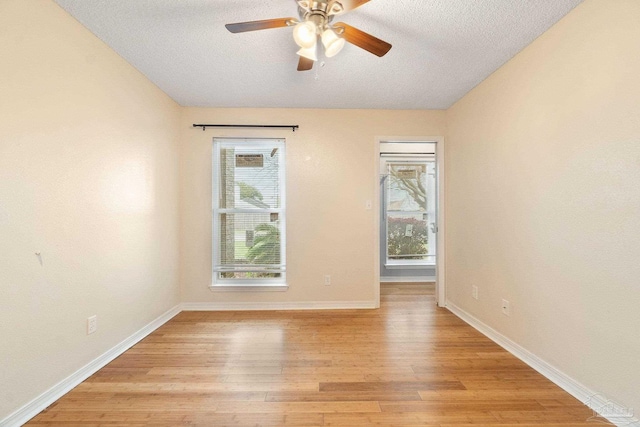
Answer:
28 283 599 426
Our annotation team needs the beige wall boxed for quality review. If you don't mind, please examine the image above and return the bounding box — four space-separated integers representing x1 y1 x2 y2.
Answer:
446 0 640 413
180 108 445 305
0 0 181 419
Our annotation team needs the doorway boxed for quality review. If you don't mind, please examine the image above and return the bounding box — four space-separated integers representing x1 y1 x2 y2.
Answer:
376 140 444 306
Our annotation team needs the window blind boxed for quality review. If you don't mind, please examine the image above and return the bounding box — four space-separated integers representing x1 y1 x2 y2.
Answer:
212 138 286 284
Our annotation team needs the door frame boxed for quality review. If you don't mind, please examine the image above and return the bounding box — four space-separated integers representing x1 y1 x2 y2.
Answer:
374 136 446 307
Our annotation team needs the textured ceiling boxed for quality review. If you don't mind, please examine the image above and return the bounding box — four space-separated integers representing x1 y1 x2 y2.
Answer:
53 0 583 109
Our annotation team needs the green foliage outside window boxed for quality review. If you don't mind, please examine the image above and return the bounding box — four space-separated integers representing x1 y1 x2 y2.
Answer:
247 223 280 265
387 217 428 259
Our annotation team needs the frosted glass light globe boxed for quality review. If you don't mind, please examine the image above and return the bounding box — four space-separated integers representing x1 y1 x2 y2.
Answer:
296 42 318 61
293 21 318 49
321 29 345 58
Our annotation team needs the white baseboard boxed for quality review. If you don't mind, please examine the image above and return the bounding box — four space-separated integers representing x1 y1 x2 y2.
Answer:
181 300 377 311
380 276 436 283
1 305 182 427
446 301 640 427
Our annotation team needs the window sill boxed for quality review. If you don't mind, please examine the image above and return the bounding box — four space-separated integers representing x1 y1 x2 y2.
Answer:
209 284 289 292
384 263 435 270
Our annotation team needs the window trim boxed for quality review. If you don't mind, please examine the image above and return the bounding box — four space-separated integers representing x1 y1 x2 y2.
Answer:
211 138 287 289
209 283 289 292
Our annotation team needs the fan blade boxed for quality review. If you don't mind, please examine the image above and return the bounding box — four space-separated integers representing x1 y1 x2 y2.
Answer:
335 0 371 13
225 18 296 33
297 56 314 71
334 22 391 57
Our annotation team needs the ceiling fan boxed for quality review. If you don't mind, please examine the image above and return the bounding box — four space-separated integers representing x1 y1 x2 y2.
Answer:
225 0 392 71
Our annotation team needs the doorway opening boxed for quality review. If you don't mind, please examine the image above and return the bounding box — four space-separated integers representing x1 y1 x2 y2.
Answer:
376 140 444 306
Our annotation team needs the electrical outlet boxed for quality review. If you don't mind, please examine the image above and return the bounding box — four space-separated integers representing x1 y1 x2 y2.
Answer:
472 285 479 300
87 315 97 334
324 275 331 286
501 299 510 316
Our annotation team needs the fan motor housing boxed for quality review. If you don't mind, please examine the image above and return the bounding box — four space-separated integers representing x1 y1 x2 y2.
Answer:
298 1 341 23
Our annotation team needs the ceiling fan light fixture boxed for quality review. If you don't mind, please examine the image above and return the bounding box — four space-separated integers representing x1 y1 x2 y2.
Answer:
296 42 318 61
293 21 317 48
225 0 392 72
321 28 345 58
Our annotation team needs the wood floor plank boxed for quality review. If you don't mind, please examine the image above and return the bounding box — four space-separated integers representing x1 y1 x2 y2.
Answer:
75 381 321 393
319 380 465 392
379 400 548 412
265 391 422 402
323 410 500 425
26 283 596 426
213 401 381 414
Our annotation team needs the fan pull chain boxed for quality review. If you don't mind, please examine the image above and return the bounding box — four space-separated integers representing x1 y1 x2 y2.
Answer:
314 61 326 81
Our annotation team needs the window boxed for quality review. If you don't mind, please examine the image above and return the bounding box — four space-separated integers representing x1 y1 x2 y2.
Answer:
383 155 437 267
212 138 286 287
